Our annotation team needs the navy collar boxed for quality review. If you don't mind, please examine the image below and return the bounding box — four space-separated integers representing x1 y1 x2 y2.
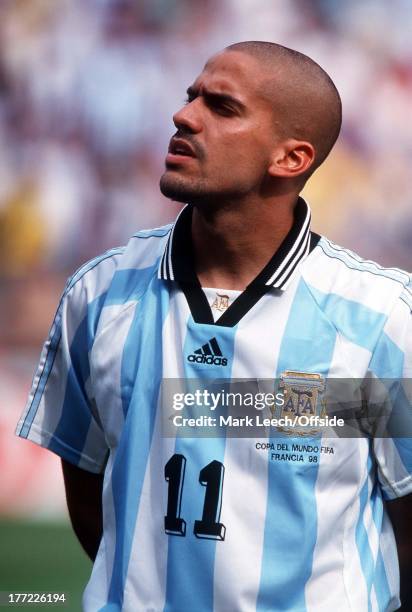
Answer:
158 196 313 291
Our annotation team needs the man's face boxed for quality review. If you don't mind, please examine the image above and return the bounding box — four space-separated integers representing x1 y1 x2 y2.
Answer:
160 50 282 204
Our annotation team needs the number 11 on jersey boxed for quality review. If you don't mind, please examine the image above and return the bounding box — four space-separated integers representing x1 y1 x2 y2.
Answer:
164 453 226 541
164 454 187 536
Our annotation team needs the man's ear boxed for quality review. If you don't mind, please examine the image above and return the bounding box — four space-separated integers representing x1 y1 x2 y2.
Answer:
268 139 316 179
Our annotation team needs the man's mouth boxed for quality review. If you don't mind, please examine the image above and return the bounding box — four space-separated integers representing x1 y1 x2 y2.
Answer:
165 138 197 165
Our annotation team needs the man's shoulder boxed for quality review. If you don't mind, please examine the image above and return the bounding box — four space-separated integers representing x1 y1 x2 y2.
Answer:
66 245 126 294
303 235 412 316
64 224 173 314
132 223 174 240
66 222 173 300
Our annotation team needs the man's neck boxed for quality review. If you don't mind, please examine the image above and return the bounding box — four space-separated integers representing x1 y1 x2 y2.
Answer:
191 194 299 290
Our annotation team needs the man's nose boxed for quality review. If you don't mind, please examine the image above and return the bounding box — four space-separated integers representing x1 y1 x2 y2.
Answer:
172 100 202 133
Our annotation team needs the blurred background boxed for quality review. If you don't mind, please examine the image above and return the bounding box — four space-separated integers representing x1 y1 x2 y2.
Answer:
1 0 411 608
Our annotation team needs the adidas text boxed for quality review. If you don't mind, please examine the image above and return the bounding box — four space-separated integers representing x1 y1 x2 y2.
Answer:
187 354 228 366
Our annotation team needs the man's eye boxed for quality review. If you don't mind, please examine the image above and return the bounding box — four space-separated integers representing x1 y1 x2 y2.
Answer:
213 104 234 116
206 97 235 116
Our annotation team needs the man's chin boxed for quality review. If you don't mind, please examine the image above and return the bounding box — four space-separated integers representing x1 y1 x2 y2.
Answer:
159 172 200 203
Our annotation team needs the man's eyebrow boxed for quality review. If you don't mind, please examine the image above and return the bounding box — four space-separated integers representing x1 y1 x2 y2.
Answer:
186 86 245 109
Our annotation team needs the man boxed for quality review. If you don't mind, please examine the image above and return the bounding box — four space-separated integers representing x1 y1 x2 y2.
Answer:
17 42 412 611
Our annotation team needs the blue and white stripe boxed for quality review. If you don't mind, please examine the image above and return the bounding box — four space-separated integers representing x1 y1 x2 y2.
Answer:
16 214 412 612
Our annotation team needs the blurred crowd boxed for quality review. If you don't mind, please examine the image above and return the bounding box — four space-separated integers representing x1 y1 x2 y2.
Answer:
1 0 411 282
1 0 412 515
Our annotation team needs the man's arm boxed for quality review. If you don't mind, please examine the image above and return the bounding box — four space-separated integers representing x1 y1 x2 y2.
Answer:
385 494 412 610
61 459 104 562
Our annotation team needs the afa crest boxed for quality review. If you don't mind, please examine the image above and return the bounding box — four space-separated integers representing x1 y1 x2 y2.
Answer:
211 293 230 312
276 371 326 436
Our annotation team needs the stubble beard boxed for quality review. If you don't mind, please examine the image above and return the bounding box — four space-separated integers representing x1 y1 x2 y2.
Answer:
159 171 210 205
159 168 253 207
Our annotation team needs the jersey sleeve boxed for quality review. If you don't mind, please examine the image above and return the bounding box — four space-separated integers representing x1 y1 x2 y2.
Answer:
16 271 109 473
368 288 412 500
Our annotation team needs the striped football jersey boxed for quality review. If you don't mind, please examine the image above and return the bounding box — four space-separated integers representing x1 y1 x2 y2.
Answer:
17 198 412 611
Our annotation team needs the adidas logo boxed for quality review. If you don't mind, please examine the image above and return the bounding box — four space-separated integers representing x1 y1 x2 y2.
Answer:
187 337 228 366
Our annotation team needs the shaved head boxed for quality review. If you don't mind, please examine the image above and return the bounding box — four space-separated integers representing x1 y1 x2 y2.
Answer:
161 41 342 205
226 41 342 176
